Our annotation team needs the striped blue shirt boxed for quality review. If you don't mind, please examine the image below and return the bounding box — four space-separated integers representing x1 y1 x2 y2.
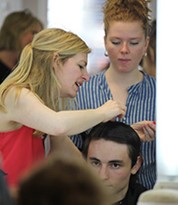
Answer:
71 70 156 190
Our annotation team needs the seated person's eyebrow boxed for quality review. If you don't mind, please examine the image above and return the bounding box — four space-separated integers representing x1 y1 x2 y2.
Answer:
89 157 100 161
109 160 123 164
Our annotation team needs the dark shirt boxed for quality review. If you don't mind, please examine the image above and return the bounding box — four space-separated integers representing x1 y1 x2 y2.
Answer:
0 60 11 83
114 183 147 205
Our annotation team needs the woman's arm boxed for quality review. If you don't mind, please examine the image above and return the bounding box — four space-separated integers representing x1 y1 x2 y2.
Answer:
49 135 83 159
5 88 126 136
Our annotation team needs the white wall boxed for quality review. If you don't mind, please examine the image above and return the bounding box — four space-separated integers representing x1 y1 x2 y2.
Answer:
0 0 23 26
0 0 156 28
22 0 47 27
0 0 47 27
26 0 157 27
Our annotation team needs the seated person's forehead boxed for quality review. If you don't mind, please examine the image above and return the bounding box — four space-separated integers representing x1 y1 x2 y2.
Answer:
88 139 130 159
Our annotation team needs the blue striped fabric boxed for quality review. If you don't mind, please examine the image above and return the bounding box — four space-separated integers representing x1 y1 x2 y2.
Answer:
71 70 156 190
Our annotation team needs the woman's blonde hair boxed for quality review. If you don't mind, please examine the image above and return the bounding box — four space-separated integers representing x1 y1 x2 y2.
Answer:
0 9 43 51
103 0 151 37
0 28 91 113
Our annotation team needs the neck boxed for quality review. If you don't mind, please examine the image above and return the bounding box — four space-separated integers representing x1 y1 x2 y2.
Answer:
105 66 143 89
0 50 19 70
112 185 129 204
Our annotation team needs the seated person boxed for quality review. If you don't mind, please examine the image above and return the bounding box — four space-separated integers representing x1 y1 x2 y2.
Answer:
83 121 147 205
16 155 110 205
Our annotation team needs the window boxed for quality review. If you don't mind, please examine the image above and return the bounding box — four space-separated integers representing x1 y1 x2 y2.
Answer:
47 0 108 74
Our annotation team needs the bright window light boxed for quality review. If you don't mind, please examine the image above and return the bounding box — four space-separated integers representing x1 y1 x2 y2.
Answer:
47 0 84 32
157 0 178 181
47 0 108 74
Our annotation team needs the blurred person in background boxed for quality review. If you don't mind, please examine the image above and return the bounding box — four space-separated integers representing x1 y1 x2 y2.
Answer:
16 155 111 205
0 9 43 83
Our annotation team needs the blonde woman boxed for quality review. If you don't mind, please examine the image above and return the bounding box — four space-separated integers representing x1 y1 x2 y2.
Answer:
0 28 126 189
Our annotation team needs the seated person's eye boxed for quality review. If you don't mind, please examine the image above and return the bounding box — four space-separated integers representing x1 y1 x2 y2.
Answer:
110 163 121 169
90 160 100 167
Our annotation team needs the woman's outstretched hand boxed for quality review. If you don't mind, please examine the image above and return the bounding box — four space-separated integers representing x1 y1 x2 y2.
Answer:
131 121 156 142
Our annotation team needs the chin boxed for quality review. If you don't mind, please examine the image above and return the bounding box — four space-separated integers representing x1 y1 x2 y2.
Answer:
67 93 77 98
60 92 76 98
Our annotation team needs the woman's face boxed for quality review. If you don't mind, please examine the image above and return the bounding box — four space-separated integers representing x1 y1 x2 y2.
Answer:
104 21 149 73
54 53 89 98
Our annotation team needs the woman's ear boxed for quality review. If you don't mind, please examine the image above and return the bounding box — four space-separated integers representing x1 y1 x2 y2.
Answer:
131 156 142 175
104 36 109 57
